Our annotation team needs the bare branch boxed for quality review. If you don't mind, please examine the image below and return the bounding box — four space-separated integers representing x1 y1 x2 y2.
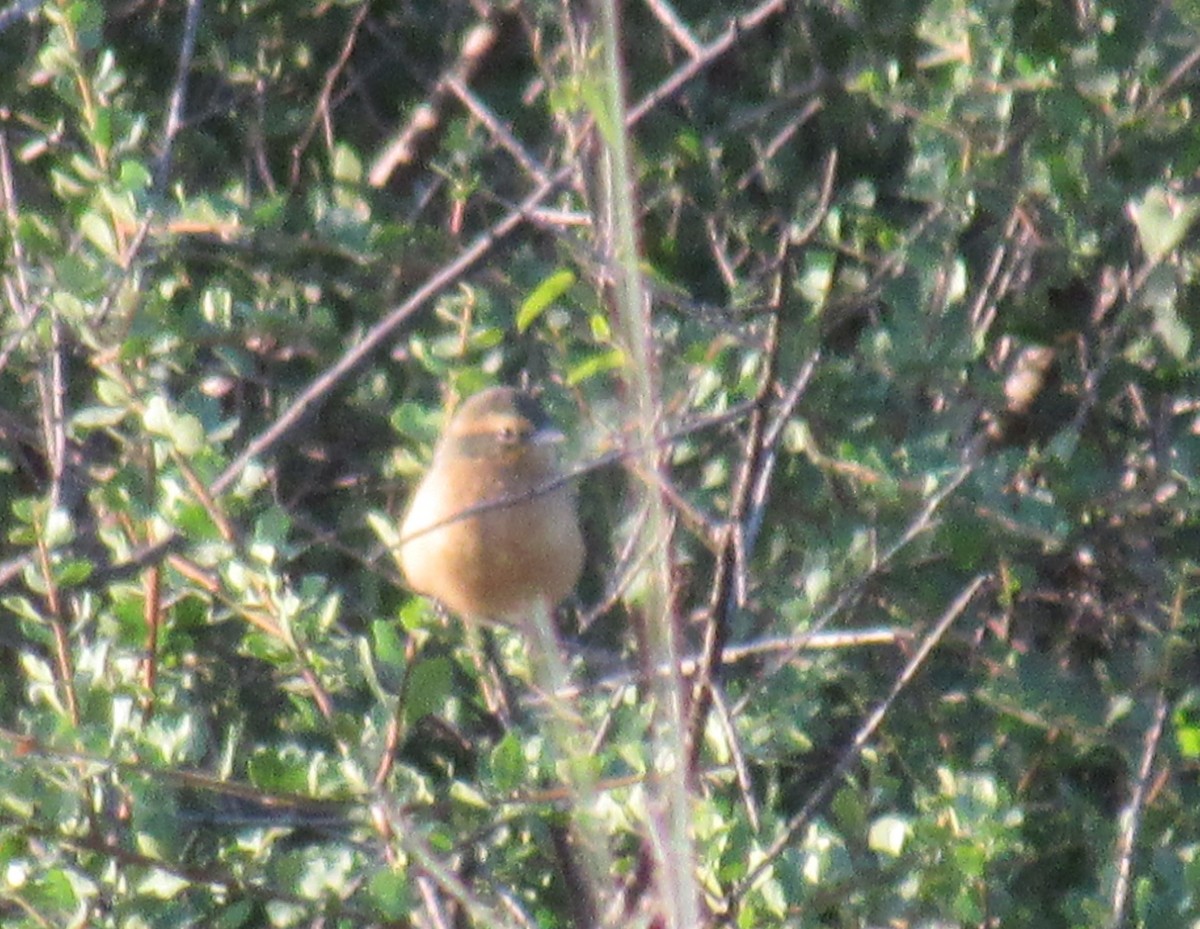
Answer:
730 573 991 912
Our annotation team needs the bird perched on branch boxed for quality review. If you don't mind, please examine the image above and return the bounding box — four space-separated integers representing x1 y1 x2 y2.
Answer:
398 386 584 629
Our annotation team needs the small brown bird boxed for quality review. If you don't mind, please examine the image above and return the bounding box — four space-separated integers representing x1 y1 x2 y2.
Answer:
398 386 584 628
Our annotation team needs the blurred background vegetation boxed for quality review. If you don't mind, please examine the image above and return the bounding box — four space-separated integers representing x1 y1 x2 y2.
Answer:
3 0 1200 926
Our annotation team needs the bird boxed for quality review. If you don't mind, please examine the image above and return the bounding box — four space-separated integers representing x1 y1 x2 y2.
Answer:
398 386 585 629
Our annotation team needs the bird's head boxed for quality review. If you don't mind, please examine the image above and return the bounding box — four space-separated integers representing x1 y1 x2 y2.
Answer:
438 386 565 468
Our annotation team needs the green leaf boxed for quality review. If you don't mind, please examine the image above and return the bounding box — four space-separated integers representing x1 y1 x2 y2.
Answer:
1175 700 1200 758
142 396 205 455
247 748 308 793
70 0 106 49
403 656 453 723
868 814 911 856
567 348 625 385
799 249 836 306
43 508 75 547
72 404 128 429
84 104 112 151
254 507 292 548
95 376 132 408
589 311 612 341
517 269 576 332
488 732 526 793
1129 187 1200 260
367 869 414 920
1152 300 1191 360
367 511 403 552
332 142 363 183
79 210 118 259
371 618 407 670
53 559 93 587
1138 265 1191 360
28 868 79 910
118 159 151 192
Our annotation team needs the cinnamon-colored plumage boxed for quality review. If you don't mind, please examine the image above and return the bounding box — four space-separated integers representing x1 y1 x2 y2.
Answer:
398 387 584 627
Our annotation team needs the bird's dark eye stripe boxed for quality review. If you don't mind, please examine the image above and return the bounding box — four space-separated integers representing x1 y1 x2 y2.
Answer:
459 412 531 437
454 427 529 458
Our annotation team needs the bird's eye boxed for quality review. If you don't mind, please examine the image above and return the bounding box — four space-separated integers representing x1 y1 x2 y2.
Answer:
497 425 521 444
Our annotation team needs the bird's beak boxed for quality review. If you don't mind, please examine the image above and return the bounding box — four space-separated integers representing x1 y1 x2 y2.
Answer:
532 427 566 446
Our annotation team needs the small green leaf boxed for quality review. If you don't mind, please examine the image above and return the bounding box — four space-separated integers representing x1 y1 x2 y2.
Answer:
371 618 407 670
1153 301 1191 360
247 748 307 792
201 286 233 326
367 511 402 552
367 869 413 920
450 779 490 809
142 396 205 455
95 376 131 408
72 404 128 429
1129 187 1200 260
118 159 151 192
404 656 453 723
567 348 625 385
44 508 75 547
175 500 221 541
1178 722 1200 758
135 868 190 899
799 249 836 306
254 507 292 548
29 868 78 910
332 142 363 183
80 211 118 259
54 559 93 588
517 269 576 332
85 104 112 151
142 396 172 435
8 524 35 545
867 814 911 856
488 732 526 793
589 312 612 341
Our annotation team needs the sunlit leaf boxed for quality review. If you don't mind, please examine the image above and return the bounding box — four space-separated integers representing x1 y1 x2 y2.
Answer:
1129 186 1200 260
517 269 576 332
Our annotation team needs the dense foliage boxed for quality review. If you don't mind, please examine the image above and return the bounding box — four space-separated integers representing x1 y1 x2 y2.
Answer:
3 0 1200 926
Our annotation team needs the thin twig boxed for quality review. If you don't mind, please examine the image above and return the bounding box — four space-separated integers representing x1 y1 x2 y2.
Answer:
729 573 991 914
552 627 912 704
712 684 760 831
155 0 204 187
735 99 825 192
642 0 703 57
737 438 984 712
380 801 523 929
416 876 454 929
1111 41 1200 156
686 230 791 770
368 14 511 188
290 0 371 186
1108 582 1182 928
34 531 80 725
1 0 792 596
445 74 551 186
629 0 788 124
138 563 161 720
1108 687 1169 929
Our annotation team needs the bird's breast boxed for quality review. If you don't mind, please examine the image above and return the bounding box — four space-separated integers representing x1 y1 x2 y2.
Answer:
399 458 583 625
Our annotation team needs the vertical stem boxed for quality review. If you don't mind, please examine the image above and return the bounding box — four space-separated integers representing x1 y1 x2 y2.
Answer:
594 2 700 926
